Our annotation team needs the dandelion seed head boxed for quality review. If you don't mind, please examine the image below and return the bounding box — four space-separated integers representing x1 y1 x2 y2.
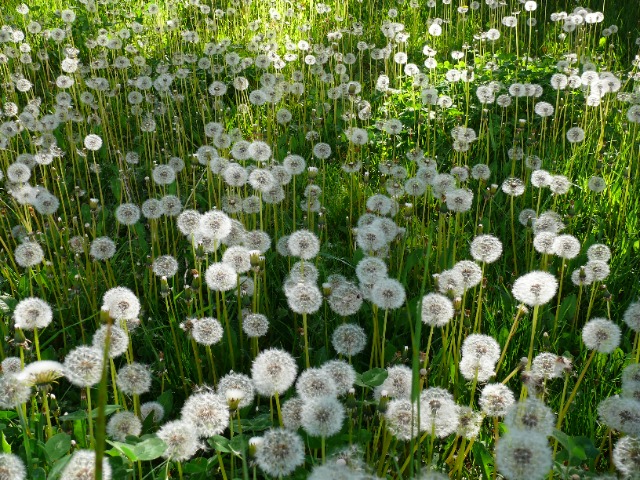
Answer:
470 235 502 263
0 453 26 480
92 324 129 358
623 303 640 332
140 401 165 422
585 260 610 282
152 255 179 277
374 365 412 400
14 242 44 267
152 164 176 185
582 318 621 354
200 210 232 240
512 271 558 306
243 230 271 253
1 358 22 375
501 177 526 196
242 312 269 338
288 261 319 284
117 363 151 395
531 169 551 188
181 391 229 438
301 396 345 437
252 348 298 397
598 396 640 437
288 230 320 260
255 428 305 477
496 430 552 480
115 203 141 225
420 293 454 327
63 346 104 388
613 436 640 478
205 262 238 292
453 260 483 290
332 324 367 357
328 283 364 317
456 406 483 439
320 360 356 396
504 398 555 436
89 237 116 261
13 297 52 330
587 244 611 263
296 368 337 399
218 372 255 409
107 411 142 442
282 396 305 430
157 420 201 461
371 278 406 310
61 450 112 480
191 317 224 346
480 383 515 417
0 374 32 408
103 287 140 320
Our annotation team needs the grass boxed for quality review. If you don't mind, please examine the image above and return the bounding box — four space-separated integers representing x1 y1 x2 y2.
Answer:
0 0 639 478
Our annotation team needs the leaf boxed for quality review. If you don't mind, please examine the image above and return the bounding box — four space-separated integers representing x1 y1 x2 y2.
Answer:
229 434 248 455
47 455 72 480
156 391 173 417
106 441 138 462
240 413 271 432
31 467 46 480
132 437 167 461
208 435 231 453
0 295 16 314
400 248 425 283
355 368 388 388
182 457 209 474
1 431 11 453
45 433 71 461
558 294 577 324
60 405 120 421
472 441 493 480
553 429 598 465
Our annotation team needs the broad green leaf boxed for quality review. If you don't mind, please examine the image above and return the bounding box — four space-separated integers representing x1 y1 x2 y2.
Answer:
132 437 167 461
355 368 388 388
45 433 71 461
229 434 248 455
61 405 120 421
1 431 11 453
208 435 231 453
472 441 493 480
106 440 138 462
47 455 72 480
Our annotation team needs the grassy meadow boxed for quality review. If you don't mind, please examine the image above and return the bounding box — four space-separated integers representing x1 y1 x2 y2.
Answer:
0 0 640 478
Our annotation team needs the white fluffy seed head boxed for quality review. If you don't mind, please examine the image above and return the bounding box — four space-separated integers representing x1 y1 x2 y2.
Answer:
255 428 305 477
251 348 298 397
157 420 201 461
479 383 515 417
511 271 558 307
301 397 345 437
13 297 53 330
116 363 152 395
332 324 367 357
495 429 552 480
582 318 621 354
63 346 104 388
181 391 230 438
61 449 112 480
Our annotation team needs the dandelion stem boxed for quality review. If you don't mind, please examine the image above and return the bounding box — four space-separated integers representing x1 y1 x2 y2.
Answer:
527 304 540 368
557 350 597 430
302 312 311 369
